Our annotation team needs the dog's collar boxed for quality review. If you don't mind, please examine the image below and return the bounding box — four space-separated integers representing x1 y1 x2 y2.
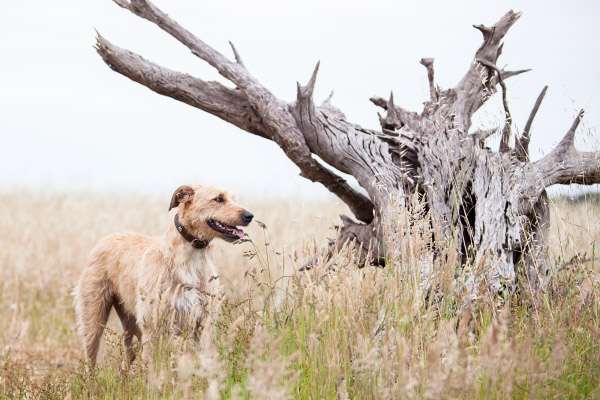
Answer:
174 214 211 249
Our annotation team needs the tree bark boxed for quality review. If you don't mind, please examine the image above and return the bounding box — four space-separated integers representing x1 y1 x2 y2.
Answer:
96 2 600 296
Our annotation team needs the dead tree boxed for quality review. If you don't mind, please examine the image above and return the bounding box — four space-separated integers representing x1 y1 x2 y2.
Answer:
96 1 600 296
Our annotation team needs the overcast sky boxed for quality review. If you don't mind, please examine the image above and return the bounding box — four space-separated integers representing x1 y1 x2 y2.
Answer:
1 0 599 200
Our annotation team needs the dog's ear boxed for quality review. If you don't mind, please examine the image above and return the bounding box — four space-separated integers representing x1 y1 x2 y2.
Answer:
169 185 195 211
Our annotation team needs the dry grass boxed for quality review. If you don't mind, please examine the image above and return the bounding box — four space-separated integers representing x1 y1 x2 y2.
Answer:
0 190 598 399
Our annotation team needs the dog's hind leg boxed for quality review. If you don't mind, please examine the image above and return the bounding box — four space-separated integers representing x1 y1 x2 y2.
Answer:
74 274 114 368
114 302 142 366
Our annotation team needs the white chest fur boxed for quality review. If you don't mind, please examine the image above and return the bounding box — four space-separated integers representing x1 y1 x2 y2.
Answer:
170 250 220 325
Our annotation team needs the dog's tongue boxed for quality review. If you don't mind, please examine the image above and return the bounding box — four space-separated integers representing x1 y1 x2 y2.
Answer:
233 228 244 239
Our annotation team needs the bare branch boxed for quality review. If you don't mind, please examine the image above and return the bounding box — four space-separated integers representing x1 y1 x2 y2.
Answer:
107 0 393 221
501 68 530 80
113 0 252 89
534 110 600 187
95 34 271 140
473 23 493 38
477 59 512 152
291 67 406 216
291 61 376 222
516 86 548 161
385 92 401 128
559 109 584 149
369 96 420 132
453 10 521 131
473 127 498 142
113 0 129 7
369 96 387 109
420 58 437 101
229 41 245 67
473 11 521 60
322 90 335 107
296 61 320 100
496 43 504 62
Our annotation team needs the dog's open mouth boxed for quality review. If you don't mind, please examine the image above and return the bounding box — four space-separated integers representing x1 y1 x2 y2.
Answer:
207 220 244 240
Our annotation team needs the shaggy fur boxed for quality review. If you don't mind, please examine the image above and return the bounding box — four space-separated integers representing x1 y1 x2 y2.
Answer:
73 184 253 367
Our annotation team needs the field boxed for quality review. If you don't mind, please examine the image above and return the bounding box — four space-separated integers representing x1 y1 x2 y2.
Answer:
0 191 598 399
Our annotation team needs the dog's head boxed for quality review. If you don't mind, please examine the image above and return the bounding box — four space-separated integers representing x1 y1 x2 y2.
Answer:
169 184 253 242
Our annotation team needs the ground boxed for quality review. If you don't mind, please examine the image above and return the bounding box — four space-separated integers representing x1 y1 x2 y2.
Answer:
0 191 598 398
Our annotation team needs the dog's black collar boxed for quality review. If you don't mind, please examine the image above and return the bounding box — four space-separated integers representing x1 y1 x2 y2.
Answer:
174 214 210 249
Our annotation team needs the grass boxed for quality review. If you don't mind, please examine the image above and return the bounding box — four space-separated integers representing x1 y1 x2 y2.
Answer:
0 191 598 398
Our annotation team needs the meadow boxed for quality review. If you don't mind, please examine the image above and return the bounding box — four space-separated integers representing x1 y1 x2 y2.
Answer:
0 191 598 399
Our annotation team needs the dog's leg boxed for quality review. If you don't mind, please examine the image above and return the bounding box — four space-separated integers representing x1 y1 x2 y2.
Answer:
74 275 114 368
114 302 142 367
140 326 157 372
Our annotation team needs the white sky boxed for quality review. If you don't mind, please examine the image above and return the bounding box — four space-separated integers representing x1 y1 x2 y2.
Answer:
1 0 599 200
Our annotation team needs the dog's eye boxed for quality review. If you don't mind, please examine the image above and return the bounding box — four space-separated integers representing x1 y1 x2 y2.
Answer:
214 196 225 203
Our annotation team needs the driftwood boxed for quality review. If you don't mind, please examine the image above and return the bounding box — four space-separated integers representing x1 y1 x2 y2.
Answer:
96 1 600 296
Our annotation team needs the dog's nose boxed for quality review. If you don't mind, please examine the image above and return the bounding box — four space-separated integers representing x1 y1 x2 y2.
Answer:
242 211 254 223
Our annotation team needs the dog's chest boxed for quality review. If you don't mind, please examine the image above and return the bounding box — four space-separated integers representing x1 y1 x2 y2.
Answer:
170 253 219 317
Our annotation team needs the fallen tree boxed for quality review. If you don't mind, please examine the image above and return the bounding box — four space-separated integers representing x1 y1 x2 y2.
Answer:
97 1 600 296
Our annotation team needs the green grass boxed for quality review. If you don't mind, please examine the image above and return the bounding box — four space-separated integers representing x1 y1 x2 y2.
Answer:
0 194 598 398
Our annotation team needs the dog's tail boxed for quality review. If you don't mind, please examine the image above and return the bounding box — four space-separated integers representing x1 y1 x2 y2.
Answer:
73 267 114 368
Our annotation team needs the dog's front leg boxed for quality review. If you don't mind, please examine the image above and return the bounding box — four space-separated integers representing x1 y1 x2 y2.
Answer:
137 299 161 371
140 330 155 371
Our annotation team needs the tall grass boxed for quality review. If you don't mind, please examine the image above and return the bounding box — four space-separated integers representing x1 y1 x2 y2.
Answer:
0 191 598 398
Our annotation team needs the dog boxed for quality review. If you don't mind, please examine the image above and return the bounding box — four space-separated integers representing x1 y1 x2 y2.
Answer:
73 184 253 367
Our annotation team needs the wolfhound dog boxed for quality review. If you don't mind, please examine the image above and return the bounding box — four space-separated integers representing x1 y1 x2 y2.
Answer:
73 184 253 367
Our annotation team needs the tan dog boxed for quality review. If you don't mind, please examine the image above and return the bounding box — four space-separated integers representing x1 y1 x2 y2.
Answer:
73 184 253 367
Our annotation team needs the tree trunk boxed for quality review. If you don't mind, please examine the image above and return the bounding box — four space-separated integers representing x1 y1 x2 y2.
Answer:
96 1 600 297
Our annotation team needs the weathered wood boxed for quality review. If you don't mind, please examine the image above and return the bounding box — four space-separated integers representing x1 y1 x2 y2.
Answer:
515 86 548 162
96 35 271 140
420 58 438 102
476 59 512 153
97 2 600 296
534 111 600 186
